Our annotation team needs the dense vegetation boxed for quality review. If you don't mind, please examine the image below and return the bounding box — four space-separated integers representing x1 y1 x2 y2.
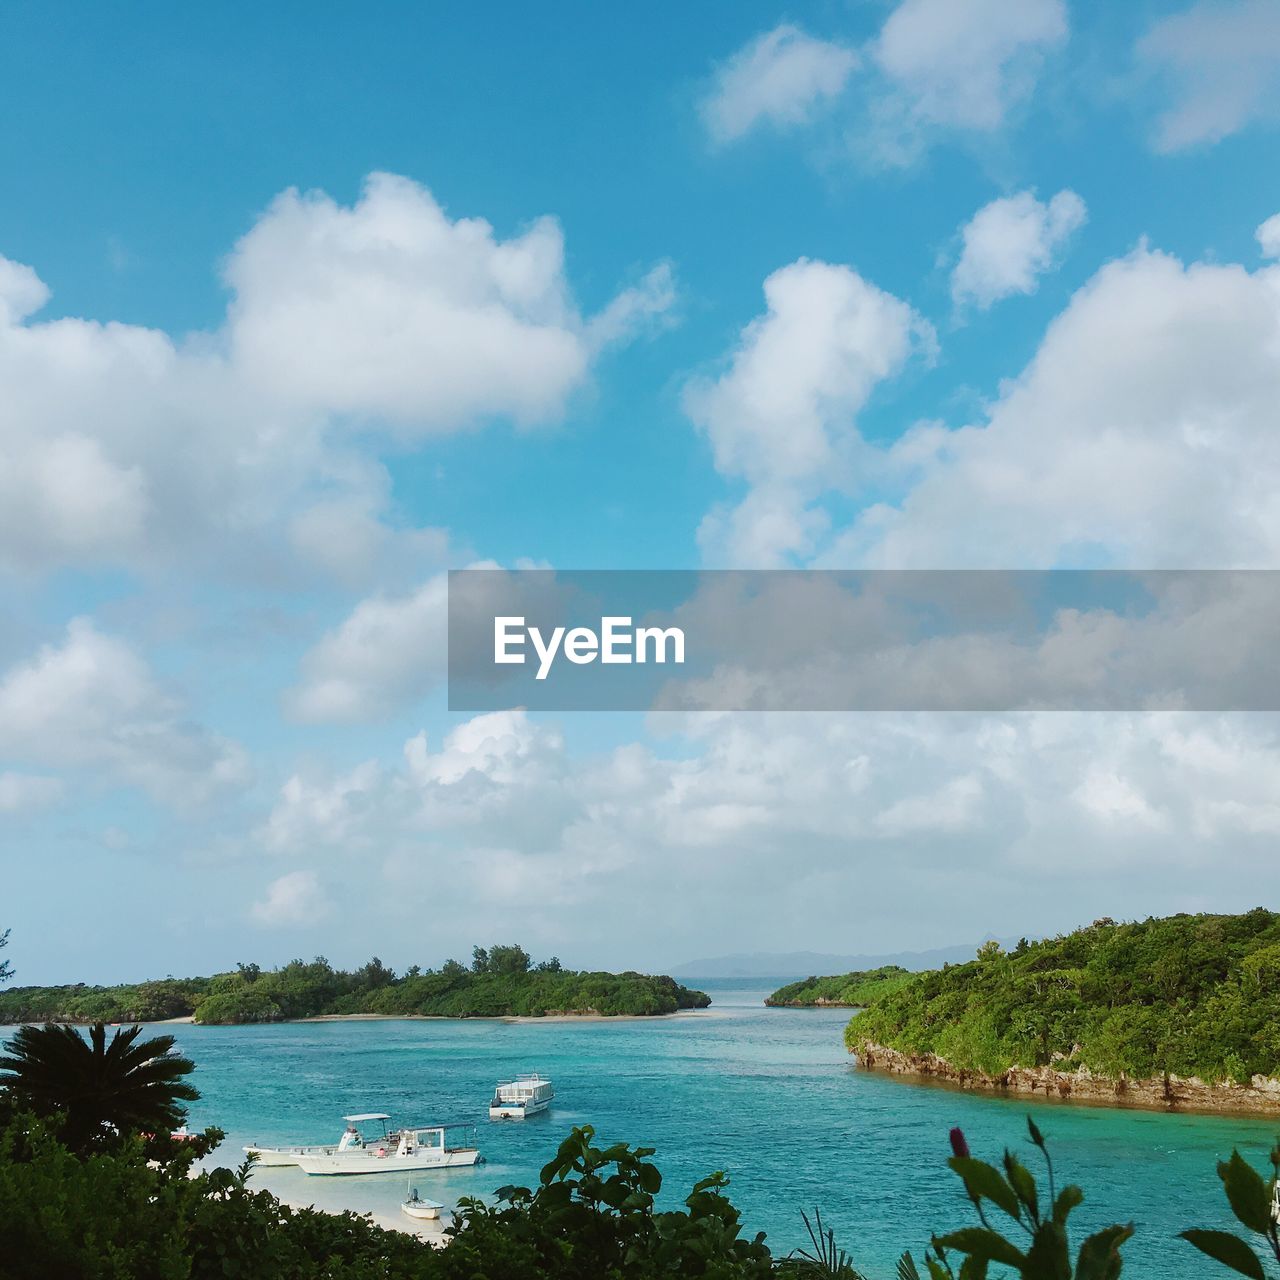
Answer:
0 945 710 1026
848 910 1280 1085
765 967 915 1008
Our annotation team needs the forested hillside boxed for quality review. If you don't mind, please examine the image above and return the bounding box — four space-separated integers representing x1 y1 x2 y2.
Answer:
0 945 710 1024
765 966 914 1007
847 910 1280 1085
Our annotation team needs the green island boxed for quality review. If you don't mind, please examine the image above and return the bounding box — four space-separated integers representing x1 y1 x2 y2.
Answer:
764 965 915 1008
841 908 1280 1112
0 944 710 1025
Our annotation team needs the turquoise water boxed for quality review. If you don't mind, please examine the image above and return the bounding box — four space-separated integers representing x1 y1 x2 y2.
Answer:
177 981 1275 1276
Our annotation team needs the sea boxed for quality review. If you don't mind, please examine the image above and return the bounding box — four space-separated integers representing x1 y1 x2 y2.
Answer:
175 979 1275 1277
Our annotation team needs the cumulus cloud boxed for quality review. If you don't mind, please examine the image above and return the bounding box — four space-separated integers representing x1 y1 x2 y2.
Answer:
702 2 1066 166
1257 212 1280 259
227 173 593 431
251 871 332 926
865 0 1067 164
261 711 572 862
700 25 857 144
0 173 673 575
247 708 1280 963
951 189 1087 309
684 259 933 565
874 0 1066 130
1137 0 1280 152
285 574 448 723
0 619 249 805
827 241 1280 569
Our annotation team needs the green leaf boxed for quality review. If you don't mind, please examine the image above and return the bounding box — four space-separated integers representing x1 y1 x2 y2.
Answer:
1179 1229 1266 1279
957 1258 989 1280
1052 1184 1084 1227
1024 1220 1071 1280
934 1228 1025 1269
948 1157 1022 1220
1218 1152 1273 1234
1075 1223 1134 1280
897 1252 923 1280
1027 1116 1046 1149
1004 1152 1040 1222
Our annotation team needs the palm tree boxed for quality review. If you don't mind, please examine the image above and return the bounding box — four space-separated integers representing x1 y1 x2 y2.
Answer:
0 1022 198 1152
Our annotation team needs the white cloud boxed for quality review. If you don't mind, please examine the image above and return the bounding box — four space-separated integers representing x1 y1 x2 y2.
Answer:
868 0 1067 162
1073 766 1169 830
875 773 983 834
951 189 1087 309
247 709 1280 963
0 772 63 815
684 259 933 565
830 241 1280 569
1138 0 1280 152
226 173 594 431
261 710 569 861
0 173 673 575
701 25 857 144
586 263 679 349
285 574 448 723
260 761 385 854
1257 212 1280 260
251 871 332 926
0 619 249 804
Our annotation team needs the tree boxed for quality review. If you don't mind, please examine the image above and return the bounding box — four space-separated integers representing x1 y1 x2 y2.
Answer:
355 956 396 990
488 943 531 975
472 946 490 973
0 929 11 985
0 1023 198 1153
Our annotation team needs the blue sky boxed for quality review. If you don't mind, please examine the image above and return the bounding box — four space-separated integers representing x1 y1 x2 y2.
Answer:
3 0 1280 983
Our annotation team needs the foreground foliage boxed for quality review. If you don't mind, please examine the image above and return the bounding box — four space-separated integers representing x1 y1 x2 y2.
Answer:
901 1118 1133 1279
847 909 1280 1084
0 1022 198 1154
765 967 914 1009
0 945 710 1025
1 1099 1279 1279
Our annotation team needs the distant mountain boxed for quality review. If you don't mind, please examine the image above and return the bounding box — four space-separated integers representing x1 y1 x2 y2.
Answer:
670 939 1014 980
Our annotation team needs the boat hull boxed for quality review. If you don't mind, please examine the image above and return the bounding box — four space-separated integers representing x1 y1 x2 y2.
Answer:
402 1203 443 1221
489 1096 552 1119
243 1145 330 1167
293 1148 482 1176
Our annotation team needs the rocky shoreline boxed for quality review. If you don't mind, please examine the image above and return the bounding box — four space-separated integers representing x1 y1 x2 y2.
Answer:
852 1041 1280 1115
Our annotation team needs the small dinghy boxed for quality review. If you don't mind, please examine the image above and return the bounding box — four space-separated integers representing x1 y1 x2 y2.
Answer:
402 1182 444 1221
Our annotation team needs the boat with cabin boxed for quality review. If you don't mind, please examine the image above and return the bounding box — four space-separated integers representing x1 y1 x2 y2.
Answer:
290 1119 482 1176
244 1113 394 1167
489 1073 554 1119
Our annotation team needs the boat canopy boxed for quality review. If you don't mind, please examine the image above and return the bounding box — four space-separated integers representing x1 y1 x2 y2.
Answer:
344 1113 391 1123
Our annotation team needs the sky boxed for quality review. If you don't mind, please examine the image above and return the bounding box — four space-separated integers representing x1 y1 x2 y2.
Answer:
3 0 1280 983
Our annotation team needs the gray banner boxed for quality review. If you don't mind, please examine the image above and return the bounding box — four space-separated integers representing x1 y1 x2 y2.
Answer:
447 569 1280 712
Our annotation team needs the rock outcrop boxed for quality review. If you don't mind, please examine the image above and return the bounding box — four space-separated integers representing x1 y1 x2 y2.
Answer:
852 1041 1280 1115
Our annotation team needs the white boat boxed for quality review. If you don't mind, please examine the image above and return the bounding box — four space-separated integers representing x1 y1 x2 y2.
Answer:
402 1182 444 1221
244 1113 398 1167
291 1120 482 1176
489 1073 554 1119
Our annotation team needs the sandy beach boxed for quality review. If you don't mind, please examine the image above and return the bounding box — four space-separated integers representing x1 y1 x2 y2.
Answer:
274 1186 452 1246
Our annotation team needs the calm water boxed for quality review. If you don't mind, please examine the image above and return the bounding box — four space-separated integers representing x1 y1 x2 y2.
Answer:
174 980 1275 1276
